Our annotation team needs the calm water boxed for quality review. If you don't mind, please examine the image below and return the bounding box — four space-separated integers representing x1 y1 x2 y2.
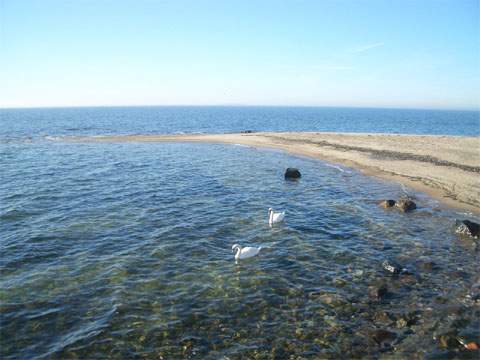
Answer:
1 107 479 359
1 106 479 141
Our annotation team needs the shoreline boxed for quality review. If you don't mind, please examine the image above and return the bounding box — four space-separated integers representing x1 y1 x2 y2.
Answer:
69 132 480 214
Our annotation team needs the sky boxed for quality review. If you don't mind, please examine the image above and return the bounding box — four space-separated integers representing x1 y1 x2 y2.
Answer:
1 0 479 109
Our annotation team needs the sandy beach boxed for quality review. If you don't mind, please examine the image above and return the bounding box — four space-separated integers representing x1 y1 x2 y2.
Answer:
72 132 480 213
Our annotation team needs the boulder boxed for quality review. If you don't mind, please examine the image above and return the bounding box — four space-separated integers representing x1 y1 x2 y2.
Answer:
284 168 301 180
455 220 479 239
395 199 416 212
379 200 396 208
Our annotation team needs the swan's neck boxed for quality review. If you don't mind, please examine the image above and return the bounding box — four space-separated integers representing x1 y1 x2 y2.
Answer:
269 211 273 224
235 247 241 259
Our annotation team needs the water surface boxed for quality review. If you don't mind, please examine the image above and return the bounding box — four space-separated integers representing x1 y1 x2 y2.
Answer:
1 106 478 143
1 141 478 359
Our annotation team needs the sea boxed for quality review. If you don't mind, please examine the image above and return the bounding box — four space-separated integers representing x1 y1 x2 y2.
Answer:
1 106 479 359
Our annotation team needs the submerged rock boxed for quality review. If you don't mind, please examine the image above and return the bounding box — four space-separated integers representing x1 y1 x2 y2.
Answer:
418 258 437 272
438 334 460 349
455 220 480 239
396 311 420 328
382 260 413 276
284 168 301 180
382 260 402 275
373 311 394 325
372 329 397 345
395 199 417 212
370 284 389 300
379 200 396 208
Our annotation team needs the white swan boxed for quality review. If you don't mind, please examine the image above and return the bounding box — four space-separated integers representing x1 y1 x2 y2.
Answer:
232 244 262 262
268 208 285 226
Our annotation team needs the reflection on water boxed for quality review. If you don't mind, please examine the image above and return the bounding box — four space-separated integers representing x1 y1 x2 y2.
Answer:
1 142 478 359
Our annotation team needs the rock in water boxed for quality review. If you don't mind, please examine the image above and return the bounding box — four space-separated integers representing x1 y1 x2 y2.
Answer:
379 200 396 208
370 284 389 300
284 168 301 180
382 260 401 274
455 220 479 239
382 260 413 276
372 329 397 345
395 199 416 212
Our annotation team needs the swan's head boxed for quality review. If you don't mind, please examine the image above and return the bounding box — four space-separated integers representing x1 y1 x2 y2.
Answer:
232 244 241 252
268 207 273 213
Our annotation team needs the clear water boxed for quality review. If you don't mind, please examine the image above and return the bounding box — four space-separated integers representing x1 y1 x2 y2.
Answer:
1 107 479 359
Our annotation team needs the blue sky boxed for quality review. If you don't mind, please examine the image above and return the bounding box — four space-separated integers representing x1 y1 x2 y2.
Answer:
1 0 478 109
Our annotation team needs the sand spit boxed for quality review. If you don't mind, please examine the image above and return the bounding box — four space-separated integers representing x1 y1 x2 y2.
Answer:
69 132 480 213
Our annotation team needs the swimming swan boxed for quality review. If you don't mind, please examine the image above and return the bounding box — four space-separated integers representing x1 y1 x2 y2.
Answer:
232 244 262 262
268 208 285 226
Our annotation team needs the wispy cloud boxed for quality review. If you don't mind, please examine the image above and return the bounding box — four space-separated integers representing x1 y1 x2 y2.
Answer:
349 42 384 53
270 63 355 72
312 65 354 71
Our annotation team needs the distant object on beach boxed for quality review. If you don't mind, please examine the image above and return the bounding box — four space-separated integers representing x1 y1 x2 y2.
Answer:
240 130 255 134
285 167 301 180
268 208 285 226
232 244 262 262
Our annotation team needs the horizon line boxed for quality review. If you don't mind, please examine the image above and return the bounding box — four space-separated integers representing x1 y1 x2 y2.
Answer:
1 104 478 112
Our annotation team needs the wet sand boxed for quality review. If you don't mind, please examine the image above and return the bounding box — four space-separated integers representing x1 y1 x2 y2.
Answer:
71 132 480 213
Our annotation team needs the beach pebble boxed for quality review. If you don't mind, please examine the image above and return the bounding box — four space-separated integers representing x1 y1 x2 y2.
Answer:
463 342 479 350
284 168 301 180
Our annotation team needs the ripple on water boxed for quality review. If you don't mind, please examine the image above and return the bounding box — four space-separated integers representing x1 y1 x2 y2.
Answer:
0 142 479 359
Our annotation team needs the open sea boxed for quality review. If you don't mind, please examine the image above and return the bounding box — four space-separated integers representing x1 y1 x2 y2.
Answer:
1 106 479 359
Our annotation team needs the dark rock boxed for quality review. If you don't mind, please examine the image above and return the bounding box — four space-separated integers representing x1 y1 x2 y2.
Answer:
455 220 480 239
372 329 397 345
381 259 413 276
395 199 417 212
370 284 389 300
284 168 301 180
240 130 254 134
379 200 396 208
382 260 402 275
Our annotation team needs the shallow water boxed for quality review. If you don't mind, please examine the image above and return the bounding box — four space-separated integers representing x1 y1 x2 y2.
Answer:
1 141 478 359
